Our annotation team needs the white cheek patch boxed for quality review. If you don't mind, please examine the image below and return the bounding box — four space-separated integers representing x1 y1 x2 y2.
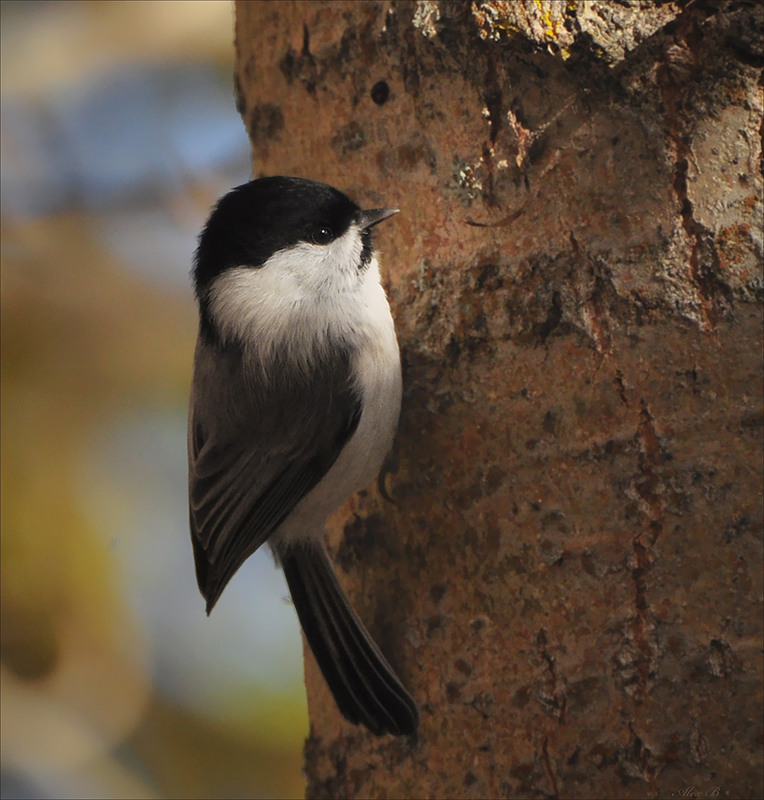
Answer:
278 226 364 294
206 225 376 373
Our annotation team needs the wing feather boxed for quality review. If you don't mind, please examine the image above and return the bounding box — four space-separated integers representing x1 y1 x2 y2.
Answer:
188 338 361 612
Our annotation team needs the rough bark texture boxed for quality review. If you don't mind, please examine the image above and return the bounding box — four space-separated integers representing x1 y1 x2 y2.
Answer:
234 1 763 798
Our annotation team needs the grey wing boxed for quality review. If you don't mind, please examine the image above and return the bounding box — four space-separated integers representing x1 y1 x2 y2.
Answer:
188 339 362 613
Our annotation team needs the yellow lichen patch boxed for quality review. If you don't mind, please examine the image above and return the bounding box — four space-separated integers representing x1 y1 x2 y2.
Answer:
472 0 575 58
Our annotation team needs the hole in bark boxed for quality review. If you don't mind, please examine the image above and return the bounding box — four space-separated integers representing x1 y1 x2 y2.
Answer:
370 80 390 105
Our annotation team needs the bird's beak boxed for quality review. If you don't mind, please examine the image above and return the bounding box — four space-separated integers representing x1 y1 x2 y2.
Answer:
355 207 399 231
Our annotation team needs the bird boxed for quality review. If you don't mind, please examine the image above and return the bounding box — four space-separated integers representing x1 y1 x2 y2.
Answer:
188 176 418 736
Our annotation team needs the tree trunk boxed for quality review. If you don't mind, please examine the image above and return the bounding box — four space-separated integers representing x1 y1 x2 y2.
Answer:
234 1 763 797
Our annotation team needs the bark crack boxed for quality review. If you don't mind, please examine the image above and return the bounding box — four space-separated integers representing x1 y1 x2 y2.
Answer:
541 735 560 799
621 399 664 702
635 399 665 547
656 5 731 329
534 629 567 723
480 53 504 207
613 369 629 406
619 723 658 783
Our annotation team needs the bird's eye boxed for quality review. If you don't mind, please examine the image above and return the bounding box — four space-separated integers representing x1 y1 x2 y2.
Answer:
308 226 334 245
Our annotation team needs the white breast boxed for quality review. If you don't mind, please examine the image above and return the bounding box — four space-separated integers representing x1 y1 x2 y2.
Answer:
274 256 402 547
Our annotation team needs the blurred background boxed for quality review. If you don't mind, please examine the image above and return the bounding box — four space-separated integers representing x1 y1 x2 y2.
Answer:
1 2 308 798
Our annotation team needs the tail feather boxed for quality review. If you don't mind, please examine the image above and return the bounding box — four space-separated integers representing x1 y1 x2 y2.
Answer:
280 544 418 737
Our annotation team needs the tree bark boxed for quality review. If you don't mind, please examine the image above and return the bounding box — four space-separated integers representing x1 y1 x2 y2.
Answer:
234 1 763 797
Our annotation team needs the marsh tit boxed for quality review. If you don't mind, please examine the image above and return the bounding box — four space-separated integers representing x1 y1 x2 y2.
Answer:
188 176 418 736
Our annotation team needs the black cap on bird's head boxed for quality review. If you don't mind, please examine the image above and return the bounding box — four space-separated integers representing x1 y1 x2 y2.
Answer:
193 176 397 294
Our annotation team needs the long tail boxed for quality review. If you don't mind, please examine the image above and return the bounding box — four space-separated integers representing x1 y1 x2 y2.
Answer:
279 543 418 737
